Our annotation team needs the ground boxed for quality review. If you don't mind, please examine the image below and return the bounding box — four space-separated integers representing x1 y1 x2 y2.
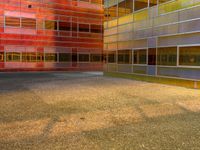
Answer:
0 72 200 150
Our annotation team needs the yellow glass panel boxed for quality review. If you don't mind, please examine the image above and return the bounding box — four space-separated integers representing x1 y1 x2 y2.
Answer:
118 41 133 49
107 43 117 50
104 35 118 43
134 9 149 22
104 22 108 29
107 19 118 28
159 0 200 14
118 13 134 25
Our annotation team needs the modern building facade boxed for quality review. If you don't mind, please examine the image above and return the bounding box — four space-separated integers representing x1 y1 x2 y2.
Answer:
104 0 200 80
0 0 103 71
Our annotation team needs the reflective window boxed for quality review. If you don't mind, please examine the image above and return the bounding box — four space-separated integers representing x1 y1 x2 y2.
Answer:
45 53 57 62
21 18 36 29
72 23 77 32
45 20 57 30
22 52 37 62
91 25 102 33
79 24 89 32
148 48 156 65
118 1 126 17
5 17 20 27
0 52 4 62
118 50 132 64
108 5 118 20
59 53 71 62
157 47 177 66
72 53 77 62
59 22 71 31
118 0 133 17
134 0 148 11
159 0 172 4
149 0 158 7
37 52 44 62
179 46 200 66
108 51 116 63
6 52 21 62
90 54 102 62
134 49 147 64
79 54 90 62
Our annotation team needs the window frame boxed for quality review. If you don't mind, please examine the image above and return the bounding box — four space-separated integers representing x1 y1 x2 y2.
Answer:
21 17 37 29
5 16 21 28
178 45 200 68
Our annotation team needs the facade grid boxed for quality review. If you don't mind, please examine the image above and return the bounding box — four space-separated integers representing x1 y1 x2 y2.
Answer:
104 0 200 80
0 0 103 71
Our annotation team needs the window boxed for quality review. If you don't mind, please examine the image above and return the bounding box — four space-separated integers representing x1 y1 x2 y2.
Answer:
108 51 116 63
37 52 44 62
148 48 156 65
45 53 57 62
0 52 4 62
59 53 71 62
157 47 177 66
59 22 71 31
91 25 102 33
72 53 77 62
134 49 147 64
22 52 37 62
45 20 57 30
149 0 157 7
179 46 200 66
21 18 36 29
118 0 133 17
118 50 132 64
72 23 77 32
118 1 126 17
90 54 102 62
159 0 172 4
6 52 21 62
134 0 148 11
79 24 89 32
79 54 90 62
5 16 20 27
108 5 118 20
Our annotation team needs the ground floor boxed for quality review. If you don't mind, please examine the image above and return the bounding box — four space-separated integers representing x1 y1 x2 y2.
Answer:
105 45 200 80
0 72 200 149
0 46 103 71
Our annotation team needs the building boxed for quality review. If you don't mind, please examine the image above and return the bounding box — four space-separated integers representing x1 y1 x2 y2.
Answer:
0 0 103 71
104 0 200 80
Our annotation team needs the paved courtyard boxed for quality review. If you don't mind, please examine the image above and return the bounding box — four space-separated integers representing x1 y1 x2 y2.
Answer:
0 72 200 150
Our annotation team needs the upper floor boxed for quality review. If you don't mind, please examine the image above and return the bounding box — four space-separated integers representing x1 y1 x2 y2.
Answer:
104 0 200 21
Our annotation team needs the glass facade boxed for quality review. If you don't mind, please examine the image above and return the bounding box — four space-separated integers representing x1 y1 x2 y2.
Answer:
0 0 103 71
104 0 200 80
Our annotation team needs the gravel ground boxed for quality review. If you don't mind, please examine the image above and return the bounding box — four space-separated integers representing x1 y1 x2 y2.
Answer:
0 72 200 150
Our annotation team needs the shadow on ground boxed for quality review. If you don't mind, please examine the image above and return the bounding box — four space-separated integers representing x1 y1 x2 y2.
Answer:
0 72 200 150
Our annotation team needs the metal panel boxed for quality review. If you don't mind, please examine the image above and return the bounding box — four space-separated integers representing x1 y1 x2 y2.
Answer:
158 32 200 47
132 65 147 74
107 63 117 72
118 32 133 41
104 27 118 36
179 19 200 33
158 67 200 80
118 64 132 73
